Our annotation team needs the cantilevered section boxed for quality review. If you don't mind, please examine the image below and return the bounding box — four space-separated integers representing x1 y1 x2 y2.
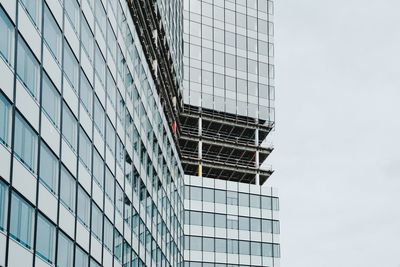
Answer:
179 105 274 185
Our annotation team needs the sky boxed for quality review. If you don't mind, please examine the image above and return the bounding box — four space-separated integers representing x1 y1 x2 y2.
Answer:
267 0 400 266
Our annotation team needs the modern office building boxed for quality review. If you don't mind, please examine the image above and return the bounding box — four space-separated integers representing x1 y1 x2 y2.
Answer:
183 176 280 267
179 0 280 266
0 0 185 266
0 0 279 267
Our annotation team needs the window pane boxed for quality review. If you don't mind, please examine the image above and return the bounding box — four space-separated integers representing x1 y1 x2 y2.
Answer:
39 143 58 193
80 72 93 115
20 0 41 26
93 149 104 187
94 96 105 135
60 167 76 212
17 36 40 99
202 188 214 203
239 217 250 231
105 167 114 201
64 42 78 90
36 214 55 263
239 240 250 255
95 45 105 85
81 17 93 59
62 104 77 150
42 74 60 127
203 237 214 252
250 218 261 232
10 193 34 248
227 191 238 205
14 113 37 172
0 93 11 146
92 203 103 240
215 214 226 228
65 0 79 31
250 194 260 208
239 193 249 207
0 181 7 230
251 242 261 256
0 8 15 65
262 243 273 257
58 233 74 267
190 186 202 201
104 218 113 250
79 128 91 169
190 236 201 251
227 239 238 254
75 246 89 267
77 186 90 227
44 5 61 61
215 238 226 253
215 190 226 204
202 212 214 227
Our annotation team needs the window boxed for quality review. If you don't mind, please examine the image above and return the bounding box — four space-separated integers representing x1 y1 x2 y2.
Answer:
239 193 249 207
115 185 123 215
17 36 40 99
20 0 41 26
95 0 107 35
250 218 261 232
80 72 93 115
65 0 79 31
273 220 280 234
42 74 61 127
79 128 91 169
227 191 238 205
202 188 214 203
215 238 226 253
107 23 117 61
227 239 238 254
62 104 77 150
250 194 261 208
77 187 90 227
203 237 214 252
0 93 11 146
227 215 238 229
94 96 105 135
44 5 61 61
36 214 55 263
106 119 115 154
0 8 14 65
262 219 272 233
81 17 93 60
60 167 76 212
39 143 58 193
105 167 114 201
104 218 113 251
14 113 37 172
272 197 279 210
202 212 214 228
262 243 273 257
239 240 250 255
215 214 226 229
0 181 7 230
273 244 281 257
75 246 89 267
190 211 202 226
64 42 79 90
93 149 103 187
215 190 226 204
190 236 201 251
106 70 116 107
190 186 201 201
95 45 105 85
10 193 34 248
114 230 123 261
57 233 74 267
262 196 271 210
239 217 250 231
251 242 262 256
92 203 102 240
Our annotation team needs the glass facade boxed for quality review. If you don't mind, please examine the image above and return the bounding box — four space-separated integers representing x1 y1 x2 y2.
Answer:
183 175 280 267
0 0 184 266
182 0 275 122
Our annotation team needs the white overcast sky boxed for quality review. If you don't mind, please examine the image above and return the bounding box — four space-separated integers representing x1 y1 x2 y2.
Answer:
267 0 400 266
